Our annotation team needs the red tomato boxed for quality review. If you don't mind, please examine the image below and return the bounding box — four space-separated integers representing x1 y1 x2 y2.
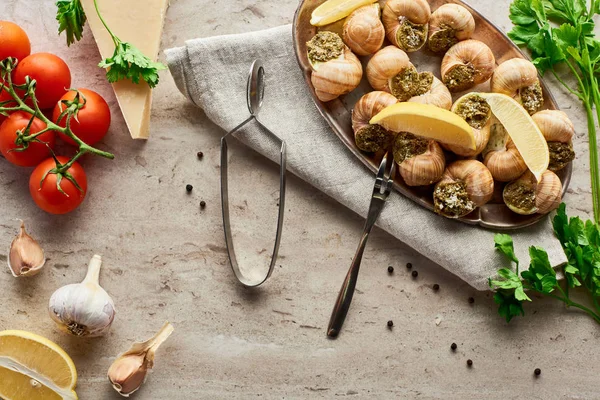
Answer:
13 53 71 109
0 86 13 124
52 89 111 146
0 111 55 167
29 156 87 214
0 21 31 61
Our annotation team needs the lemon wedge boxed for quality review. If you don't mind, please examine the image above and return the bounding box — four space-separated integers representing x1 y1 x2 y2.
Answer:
479 93 549 181
0 330 78 400
370 102 476 150
310 0 378 26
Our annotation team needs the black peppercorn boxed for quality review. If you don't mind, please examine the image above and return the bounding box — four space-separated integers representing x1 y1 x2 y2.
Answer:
451 343 457 351
468 297 475 304
197 151 204 159
387 266 394 274
411 270 418 278
534 368 541 376
432 284 440 291
467 359 473 367
186 184 193 192
406 262 412 269
387 320 393 328
200 201 206 208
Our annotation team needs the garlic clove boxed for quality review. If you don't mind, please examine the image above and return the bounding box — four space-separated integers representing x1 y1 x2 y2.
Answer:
108 322 174 397
8 220 45 277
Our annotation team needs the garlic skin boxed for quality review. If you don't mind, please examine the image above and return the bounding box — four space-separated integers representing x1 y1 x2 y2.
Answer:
108 322 175 397
441 40 496 92
8 220 45 277
352 91 398 152
491 58 544 115
408 76 453 110
532 110 576 171
483 116 528 182
48 255 115 337
382 0 431 52
433 160 494 218
503 170 562 215
428 4 475 53
342 4 385 56
393 132 446 186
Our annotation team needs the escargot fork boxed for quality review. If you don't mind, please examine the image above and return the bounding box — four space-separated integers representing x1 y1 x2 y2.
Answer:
220 59 287 288
327 153 396 337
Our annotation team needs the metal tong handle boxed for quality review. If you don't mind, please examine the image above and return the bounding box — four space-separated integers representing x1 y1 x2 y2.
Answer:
327 153 396 337
220 60 287 287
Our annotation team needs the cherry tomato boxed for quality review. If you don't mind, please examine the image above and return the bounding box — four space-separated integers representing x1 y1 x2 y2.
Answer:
0 111 55 167
0 86 13 124
29 156 87 214
0 21 31 62
13 53 71 109
52 89 111 146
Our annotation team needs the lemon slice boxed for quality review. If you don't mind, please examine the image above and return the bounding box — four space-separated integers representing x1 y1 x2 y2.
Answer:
370 102 476 150
479 93 549 181
0 330 78 400
310 0 378 26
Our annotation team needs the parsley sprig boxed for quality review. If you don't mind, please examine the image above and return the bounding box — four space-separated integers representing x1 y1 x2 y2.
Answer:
489 204 600 324
507 0 600 223
55 0 166 88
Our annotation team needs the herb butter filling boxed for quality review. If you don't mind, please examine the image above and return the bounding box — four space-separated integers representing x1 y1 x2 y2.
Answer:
356 124 394 153
519 82 543 115
504 181 536 213
307 31 343 64
429 25 458 53
454 94 491 129
444 64 475 92
389 69 433 101
392 131 429 163
433 181 475 217
548 141 575 171
397 18 427 51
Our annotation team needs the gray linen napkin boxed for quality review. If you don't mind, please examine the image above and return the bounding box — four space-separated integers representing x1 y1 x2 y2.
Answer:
165 24 567 290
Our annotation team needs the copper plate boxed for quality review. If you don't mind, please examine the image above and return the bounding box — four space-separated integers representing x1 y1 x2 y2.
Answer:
292 0 572 230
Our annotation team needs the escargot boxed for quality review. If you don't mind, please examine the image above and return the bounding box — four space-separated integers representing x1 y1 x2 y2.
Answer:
433 159 494 218
366 46 436 102
445 93 491 157
393 132 446 186
408 76 453 110
503 170 562 215
532 110 576 172
382 0 431 52
483 116 528 182
307 31 363 102
352 91 399 153
441 39 495 92
428 4 476 53
343 4 385 56
491 58 544 115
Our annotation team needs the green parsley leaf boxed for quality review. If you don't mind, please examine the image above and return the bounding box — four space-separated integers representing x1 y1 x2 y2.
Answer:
98 42 167 88
553 23 580 50
509 0 539 25
508 23 541 45
493 291 525 323
521 246 557 294
494 234 520 264
56 0 86 46
553 203 569 243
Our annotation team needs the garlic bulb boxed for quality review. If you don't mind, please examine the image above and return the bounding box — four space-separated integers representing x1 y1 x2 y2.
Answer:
441 39 496 92
48 254 116 337
352 91 398 152
532 110 576 171
393 132 446 186
342 4 385 56
8 220 45 277
491 58 544 115
108 322 175 397
408 76 453 110
307 31 362 102
483 116 528 182
503 170 562 215
445 93 491 156
428 4 476 53
433 160 494 218
382 0 431 52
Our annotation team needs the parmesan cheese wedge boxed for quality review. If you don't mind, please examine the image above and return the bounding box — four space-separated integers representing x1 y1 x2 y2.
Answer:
81 0 169 139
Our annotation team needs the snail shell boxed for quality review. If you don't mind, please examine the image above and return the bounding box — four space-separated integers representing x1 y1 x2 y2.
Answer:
352 91 399 152
393 132 446 186
382 0 431 52
445 93 491 156
482 116 528 182
491 58 543 115
342 4 385 56
441 39 495 92
428 4 476 53
307 32 362 102
408 76 453 110
433 159 494 218
532 110 576 171
503 170 562 215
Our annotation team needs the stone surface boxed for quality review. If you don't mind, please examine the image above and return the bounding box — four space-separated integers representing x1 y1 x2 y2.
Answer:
0 0 599 399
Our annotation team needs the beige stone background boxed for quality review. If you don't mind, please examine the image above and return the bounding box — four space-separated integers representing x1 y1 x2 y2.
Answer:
0 0 599 399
